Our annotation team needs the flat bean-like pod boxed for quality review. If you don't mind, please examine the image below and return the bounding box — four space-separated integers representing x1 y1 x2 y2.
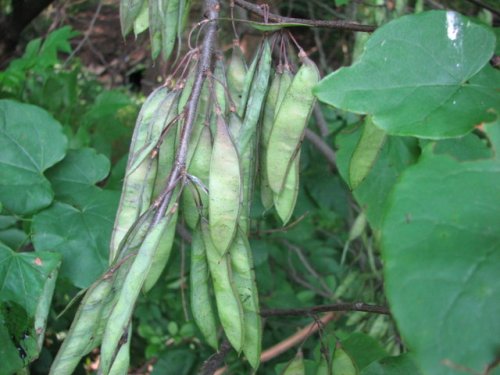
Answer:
266 54 319 194
202 221 245 352
190 227 218 349
208 114 242 256
230 230 262 369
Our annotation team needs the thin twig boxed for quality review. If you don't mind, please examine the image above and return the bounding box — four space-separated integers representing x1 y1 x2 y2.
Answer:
261 302 390 317
313 104 330 137
215 313 336 374
233 0 376 32
201 339 232 375
283 239 334 297
463 0 500 17
304 128 336 169
63 0 103 67
153 0 220 225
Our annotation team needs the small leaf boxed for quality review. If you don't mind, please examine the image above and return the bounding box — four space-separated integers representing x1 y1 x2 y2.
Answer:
282 352 305 375
0 100 67 215
360 354 422 375
349 117 386 190
332 346 359 375
315 11 499 138
342 333 388 370
381 151 500 374
0 243 61 317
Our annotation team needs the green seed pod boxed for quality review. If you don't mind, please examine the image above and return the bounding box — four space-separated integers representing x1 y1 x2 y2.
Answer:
266 54 320 194
108 324 132 375
208 114 242 256
274 152 300 226
49 277 114 375
142 205 179 292
133 0 149 36
190 226 218 349
183 126 212 229
100 215 171 374
120 0 144 37
230 230 262 369
202 221 244 352
110 86 171 263
348 116 386 190
237 40 272 233
227 41 247 105
238 45 259 118
260 67 293 210
148 0 162 59
161 0 180 61
214 56 228 115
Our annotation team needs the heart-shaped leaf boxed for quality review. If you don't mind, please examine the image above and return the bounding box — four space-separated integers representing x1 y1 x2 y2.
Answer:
314 11 499 138
381 151 500 374
46 148 111 204
0 100 67 215
32 189 119 288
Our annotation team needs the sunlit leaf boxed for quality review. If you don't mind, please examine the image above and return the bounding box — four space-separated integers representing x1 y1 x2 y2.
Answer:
315 11 499 138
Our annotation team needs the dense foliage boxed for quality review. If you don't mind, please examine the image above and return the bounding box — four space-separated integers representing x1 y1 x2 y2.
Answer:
0 0 498 374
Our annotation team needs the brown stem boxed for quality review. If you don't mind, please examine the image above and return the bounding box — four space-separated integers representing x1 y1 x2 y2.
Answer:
214 313 336 375
153 0 220 224
304 128 336 169
201 339 232 375
233 0 376 32
261 302 390 317
463 0 500 17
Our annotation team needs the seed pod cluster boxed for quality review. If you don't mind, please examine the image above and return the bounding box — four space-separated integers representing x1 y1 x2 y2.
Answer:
120 0 192 60
50 34 319 374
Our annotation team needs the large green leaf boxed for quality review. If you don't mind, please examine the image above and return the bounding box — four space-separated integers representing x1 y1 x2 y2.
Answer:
46 148 111 204
0 100 67 215
314 11 499 138
381 150 500 374
0 243 61 373
32 189 119 288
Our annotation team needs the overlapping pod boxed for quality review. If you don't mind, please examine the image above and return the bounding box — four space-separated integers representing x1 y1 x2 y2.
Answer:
108 324 132 375
100 214 172 374
274 152 300 225
237 40 272 233
110 86 171 263
227 41 247 104
208 114 242 256
183 126 212 229
160 0 180 61
260 67 294 210
120 0 145 36
148 0 162 58
49 277 114 374
237 45 259 118
202 221 245 352
190 227 218 349
142 204 179 292
230 230 262 369
266 52 320 195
